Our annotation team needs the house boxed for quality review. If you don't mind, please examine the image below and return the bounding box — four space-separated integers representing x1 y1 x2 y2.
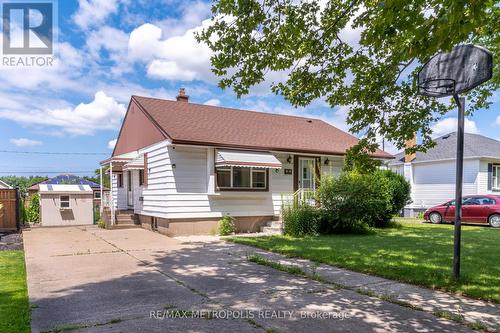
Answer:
389 132 500 217
100 89 392 235
39 184 94 226
0 180 13 189
28 174 109 211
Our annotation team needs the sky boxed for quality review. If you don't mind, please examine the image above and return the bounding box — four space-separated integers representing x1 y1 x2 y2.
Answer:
0 0 498 177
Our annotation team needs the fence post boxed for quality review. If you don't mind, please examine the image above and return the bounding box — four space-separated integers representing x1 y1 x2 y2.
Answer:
15 188 21 230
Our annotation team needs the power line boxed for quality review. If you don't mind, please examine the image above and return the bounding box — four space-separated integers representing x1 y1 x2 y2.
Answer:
0 171 95 174
0 150 108 156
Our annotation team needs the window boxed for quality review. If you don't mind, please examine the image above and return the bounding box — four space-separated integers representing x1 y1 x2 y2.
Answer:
94 191 101 199
494 165 500 190
139 170 144 186
216 167 268 190
60 196 70 209
117 173 123 188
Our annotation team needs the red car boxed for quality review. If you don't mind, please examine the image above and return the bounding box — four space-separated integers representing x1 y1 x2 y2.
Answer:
424 195 500 228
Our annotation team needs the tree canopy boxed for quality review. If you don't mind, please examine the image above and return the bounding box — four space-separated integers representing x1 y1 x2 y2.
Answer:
197 0 499 153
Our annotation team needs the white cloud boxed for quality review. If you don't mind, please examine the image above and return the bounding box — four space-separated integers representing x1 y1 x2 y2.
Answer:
431 117 480 138
9 138 42 147
73 0 120 30
204 98 221 106
128 20 214 82
0 91 126 135
496 115 500 126
107 139 117 149
86 26 131 75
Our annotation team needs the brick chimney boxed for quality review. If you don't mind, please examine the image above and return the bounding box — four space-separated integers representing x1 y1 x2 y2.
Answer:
404 133 417 163
176 88 189 102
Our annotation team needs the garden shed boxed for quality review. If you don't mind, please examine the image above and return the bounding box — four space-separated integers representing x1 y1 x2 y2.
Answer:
39 184 93 226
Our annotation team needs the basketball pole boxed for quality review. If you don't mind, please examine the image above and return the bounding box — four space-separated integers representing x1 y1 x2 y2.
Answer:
452 94 465 280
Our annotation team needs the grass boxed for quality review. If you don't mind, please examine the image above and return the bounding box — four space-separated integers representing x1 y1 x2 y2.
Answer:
229 222 500 303
0 251 30 333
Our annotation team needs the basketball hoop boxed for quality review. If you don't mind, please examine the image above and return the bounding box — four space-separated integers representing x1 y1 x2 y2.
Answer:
417 44 493 280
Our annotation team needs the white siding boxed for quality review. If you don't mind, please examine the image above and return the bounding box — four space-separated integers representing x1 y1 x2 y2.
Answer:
116 142 345 219
407 159 480 208
477 159 500 195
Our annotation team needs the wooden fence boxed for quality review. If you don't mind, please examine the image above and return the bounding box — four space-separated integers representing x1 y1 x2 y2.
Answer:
0 189 18 230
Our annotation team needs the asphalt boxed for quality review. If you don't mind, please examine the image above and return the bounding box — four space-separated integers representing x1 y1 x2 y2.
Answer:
24 226 476 333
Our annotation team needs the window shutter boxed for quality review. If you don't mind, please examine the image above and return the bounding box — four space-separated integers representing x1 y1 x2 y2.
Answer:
487 163 493 191
144 153 148 187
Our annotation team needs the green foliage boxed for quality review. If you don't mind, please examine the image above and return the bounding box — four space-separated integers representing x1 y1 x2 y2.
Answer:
25 194 40 224
378 169 412 219
0 251 31 333
97 220 106 229
282 203 320 237
84 168 110 189
343 139 382 174
317 170 410 232
318 173 390 232
218 215 236 236
0 176 47 194
197 1 499 155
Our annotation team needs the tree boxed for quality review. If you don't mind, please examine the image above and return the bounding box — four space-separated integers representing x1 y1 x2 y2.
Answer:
83 168 110 189
197 0 499 153
0 176 47 194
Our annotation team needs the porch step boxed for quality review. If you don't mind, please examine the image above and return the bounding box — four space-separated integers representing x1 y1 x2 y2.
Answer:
113 211 139 229
110 223 141 230
260 220 283 235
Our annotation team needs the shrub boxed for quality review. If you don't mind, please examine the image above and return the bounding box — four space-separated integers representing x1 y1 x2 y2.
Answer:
377 169 412 222
317 170 411 232
218 215 235 236
25 194 40 223
282 203 320 237
97 220 106 229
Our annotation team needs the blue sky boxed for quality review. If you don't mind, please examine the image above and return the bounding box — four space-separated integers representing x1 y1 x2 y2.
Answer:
0 0 498 177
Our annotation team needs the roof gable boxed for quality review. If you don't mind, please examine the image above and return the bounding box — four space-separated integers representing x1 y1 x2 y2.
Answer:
112 99 167 157
131 96 392 158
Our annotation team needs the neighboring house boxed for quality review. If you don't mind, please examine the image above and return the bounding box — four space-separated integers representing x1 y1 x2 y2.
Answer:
389 132 500 217
39 184 94 226
28 174 109 210
100 89 392 236
0 180 13 189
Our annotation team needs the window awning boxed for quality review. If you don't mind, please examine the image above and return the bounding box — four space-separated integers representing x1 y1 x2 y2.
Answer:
123 155 144 170
216 150 282 169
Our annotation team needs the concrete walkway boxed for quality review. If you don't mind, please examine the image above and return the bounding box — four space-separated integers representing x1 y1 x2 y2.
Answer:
24 226 484 332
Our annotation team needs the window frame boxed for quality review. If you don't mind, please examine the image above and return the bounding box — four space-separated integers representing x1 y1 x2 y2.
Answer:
94 191 101 199
215 166 269 192
493 165 500 190
139 169 144 186
117 173 123 188
60 195 71 209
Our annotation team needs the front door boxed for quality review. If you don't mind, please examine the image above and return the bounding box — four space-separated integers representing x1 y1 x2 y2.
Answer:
298 158 315 190
127 171 133 207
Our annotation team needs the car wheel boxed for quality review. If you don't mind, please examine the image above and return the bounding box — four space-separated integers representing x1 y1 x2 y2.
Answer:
488 214 500 228
429 212 442 224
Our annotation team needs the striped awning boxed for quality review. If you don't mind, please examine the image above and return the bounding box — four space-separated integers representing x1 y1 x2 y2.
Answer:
216 150 282 169
123 155 144 170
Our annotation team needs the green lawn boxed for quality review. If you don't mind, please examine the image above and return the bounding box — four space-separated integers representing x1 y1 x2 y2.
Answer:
229 222 500 303
0 251 30 333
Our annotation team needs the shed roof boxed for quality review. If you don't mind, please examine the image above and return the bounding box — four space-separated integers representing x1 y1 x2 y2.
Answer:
39 184 93 194
124 96 392 159
390 132 500 164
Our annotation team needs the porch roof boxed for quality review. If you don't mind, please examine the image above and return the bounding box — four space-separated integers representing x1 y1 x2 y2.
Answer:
123 155 145 170
215 149 282 169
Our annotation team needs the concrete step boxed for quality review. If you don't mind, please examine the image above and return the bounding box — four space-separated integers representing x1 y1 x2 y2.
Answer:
110 223 141 229
260 226 283 234
266 221 282 228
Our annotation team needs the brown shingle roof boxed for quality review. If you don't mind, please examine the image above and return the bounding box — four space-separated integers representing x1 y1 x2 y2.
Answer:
132 96 392 159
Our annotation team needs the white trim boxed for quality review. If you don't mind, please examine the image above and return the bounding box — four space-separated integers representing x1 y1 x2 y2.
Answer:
59 195 71 209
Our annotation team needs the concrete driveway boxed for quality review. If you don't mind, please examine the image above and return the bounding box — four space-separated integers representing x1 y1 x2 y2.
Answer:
24 226 474 333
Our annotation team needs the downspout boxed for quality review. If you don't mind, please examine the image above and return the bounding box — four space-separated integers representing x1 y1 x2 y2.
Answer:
99 166 103 215
110 161 114 225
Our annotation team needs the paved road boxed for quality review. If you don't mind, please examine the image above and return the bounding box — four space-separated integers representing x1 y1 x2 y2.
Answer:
24 226 473 333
